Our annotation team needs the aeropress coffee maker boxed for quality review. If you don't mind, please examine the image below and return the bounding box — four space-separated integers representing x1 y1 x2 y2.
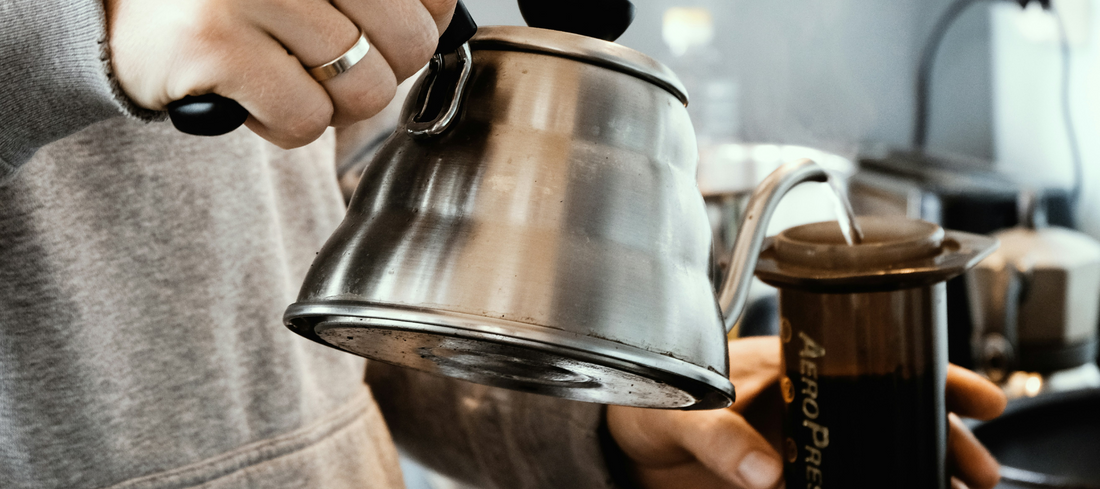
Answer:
756 217 997 489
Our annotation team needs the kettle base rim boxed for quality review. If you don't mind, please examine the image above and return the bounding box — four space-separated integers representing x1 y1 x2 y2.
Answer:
285 301 735 410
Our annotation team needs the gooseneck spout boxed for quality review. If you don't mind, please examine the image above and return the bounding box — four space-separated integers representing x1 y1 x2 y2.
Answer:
717 158 830 331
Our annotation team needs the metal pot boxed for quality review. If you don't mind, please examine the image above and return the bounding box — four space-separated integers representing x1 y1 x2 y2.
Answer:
966 193 1100 393
284 26 829 409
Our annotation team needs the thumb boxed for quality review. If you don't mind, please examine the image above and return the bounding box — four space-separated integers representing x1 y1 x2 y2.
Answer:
609 406 784 489
673 409 784 489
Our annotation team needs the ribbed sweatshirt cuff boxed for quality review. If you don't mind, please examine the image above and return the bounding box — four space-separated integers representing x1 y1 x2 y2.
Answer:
0 0 164 177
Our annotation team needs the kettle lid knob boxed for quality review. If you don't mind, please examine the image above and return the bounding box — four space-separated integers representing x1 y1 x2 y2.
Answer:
517 0 635 42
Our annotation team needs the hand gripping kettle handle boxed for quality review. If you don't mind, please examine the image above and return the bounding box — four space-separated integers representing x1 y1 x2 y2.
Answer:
168 1 478 136
717 159 830 332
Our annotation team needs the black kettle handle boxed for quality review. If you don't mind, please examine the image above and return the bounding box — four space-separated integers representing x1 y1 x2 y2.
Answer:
436 1 478 56
168 1 478 136
517 0 634 42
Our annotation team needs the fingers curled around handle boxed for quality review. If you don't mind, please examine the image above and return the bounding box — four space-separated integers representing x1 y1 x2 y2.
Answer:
210 30 334 148
421 0 461 34
249 0 398 127
333 0 446 82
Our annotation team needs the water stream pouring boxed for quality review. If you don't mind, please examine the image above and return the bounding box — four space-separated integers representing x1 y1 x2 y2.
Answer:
284 2 834 409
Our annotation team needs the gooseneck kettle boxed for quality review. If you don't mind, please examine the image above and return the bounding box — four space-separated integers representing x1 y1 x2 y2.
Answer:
276 0 841 410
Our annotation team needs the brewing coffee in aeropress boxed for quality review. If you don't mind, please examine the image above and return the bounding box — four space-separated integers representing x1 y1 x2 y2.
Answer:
756 217 996 489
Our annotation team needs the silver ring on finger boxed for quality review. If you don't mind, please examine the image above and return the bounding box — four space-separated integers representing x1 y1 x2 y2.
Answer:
307 32 371 82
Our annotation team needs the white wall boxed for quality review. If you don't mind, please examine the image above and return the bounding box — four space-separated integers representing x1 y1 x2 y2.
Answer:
991 0 1100 236
466 0 995 158
459 0 1002 238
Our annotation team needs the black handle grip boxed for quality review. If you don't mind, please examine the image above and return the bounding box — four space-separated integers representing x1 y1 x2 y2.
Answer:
436 1 478 55
517 0 634 42
167 94 249 136
169 0 478 137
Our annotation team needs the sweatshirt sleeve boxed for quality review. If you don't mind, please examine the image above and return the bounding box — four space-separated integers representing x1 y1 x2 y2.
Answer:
0 0 163 177
366 362 633 489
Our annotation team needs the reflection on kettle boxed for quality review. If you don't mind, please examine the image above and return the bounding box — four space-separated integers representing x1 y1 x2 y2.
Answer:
282 21 842 410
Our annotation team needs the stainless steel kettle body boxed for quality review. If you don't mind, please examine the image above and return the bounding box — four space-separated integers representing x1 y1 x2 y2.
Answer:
285 26 825 409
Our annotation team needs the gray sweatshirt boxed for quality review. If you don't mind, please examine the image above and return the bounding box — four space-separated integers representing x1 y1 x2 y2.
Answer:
0 1 617 488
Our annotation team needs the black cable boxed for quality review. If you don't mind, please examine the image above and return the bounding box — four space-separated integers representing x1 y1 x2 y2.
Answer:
1052 6 1084 221
913 0 986 150
914 0 1080 223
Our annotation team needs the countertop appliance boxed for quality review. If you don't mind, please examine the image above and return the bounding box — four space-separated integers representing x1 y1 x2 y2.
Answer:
967 194 1100 397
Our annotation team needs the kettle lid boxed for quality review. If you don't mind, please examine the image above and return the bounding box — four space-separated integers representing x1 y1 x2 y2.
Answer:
470 26 689 106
